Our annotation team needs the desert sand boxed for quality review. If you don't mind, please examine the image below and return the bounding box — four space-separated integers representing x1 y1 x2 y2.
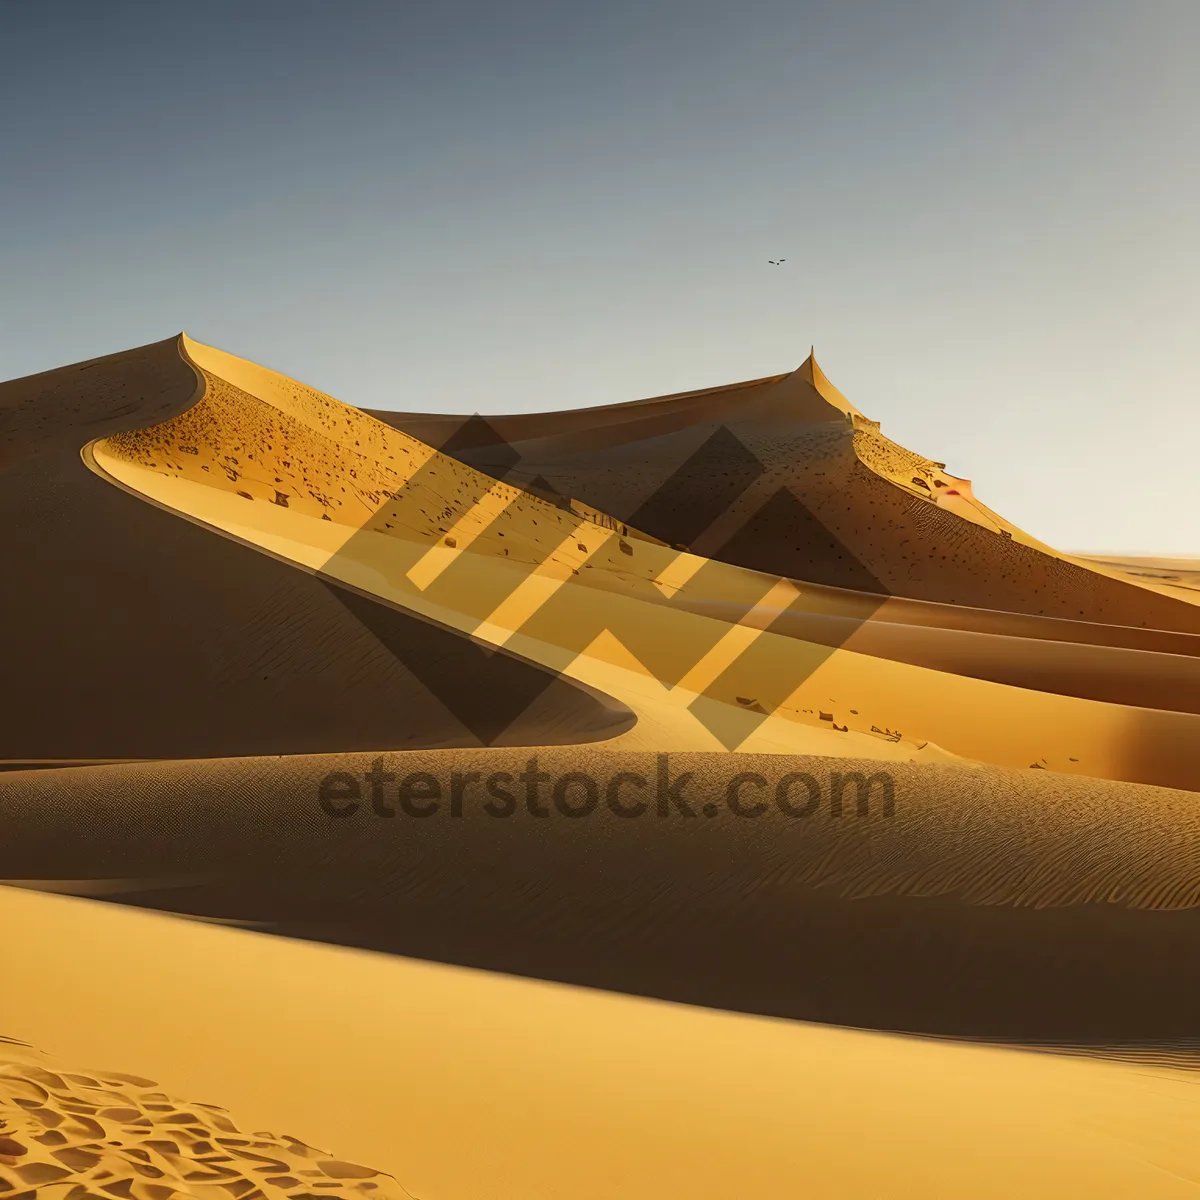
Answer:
370 355 1200 625
3 334 1200 1197
6 885 1200 1200
0 337 627 766
0 1029 406 1200
84 337 1200 789
1078 553 1200 601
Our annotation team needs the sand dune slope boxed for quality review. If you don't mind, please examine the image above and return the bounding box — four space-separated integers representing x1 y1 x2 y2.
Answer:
83 336 1200 790
5 334 1200 1199
5 750 1200 1041
5 886 1200 1200
370 352 1200 628
0 337 628 764
1080 553 1200 600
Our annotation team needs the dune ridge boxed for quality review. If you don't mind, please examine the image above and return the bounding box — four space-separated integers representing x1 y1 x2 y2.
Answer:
0 336 628 761
369 352 1200 627
5 332 1200 1197
5 887 1200 1200
79 336 1200 790
5 748 1200 1041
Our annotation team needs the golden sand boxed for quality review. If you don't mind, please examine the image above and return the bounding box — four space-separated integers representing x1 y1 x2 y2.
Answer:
5 887 1200 1200
86 337 1200 789
1078 553 1200 600
4 333 1200 1197
371 349 1200 625
0 1034 409 1200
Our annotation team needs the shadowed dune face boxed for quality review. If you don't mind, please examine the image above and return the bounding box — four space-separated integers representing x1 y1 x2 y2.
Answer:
0 338 202 465
6 333 1200 1196
0 338 631 762
5 750 1200 1043
686 601 1200 714
75 336 1200 792
369 356 1200 632
7 889 1200 1200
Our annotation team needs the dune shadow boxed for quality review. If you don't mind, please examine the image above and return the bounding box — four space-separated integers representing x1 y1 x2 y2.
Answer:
6 751 1200 1045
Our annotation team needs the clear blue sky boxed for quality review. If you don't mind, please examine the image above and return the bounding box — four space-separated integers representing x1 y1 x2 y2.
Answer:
2 1 1196 552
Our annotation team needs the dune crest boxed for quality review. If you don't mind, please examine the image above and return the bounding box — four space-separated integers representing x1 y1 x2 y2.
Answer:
78 337 1200 789
5 331 1200 1197
0 336 627 762
370 350 1200 628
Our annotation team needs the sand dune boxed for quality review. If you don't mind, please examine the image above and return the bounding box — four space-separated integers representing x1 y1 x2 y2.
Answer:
81 337 1200 790
668 595 1200 712
6 887 1200 1200
1078 553 1200 600
4 333 1200 1196
370 352 1200 628
5 749 1200 1041
0 337 627 763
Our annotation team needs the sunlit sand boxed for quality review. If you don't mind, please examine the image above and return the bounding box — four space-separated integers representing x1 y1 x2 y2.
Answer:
3 334 1200 1197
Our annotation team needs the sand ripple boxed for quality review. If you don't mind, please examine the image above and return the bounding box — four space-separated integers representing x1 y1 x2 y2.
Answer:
0 1039 410 1200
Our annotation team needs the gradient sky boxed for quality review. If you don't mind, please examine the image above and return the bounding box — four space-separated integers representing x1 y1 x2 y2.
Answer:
2 1 1196 552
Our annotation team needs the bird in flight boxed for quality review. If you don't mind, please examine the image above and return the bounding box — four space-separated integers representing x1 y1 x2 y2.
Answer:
768 258 786 265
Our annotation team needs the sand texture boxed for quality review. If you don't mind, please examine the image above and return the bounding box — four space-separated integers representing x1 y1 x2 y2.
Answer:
370 355 1200 626
0 338 628 764
3 334 1200 1197
0 1037 410 1200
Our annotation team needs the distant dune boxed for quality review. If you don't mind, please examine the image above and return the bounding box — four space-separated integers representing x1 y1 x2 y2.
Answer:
76 336 1200 789
3 334 1199 1197
1076 552 1200 601
371 353 1200 627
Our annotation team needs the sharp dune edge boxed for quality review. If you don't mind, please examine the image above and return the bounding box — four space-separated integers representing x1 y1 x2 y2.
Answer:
369 355 1200 622
3 334 1200 1197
